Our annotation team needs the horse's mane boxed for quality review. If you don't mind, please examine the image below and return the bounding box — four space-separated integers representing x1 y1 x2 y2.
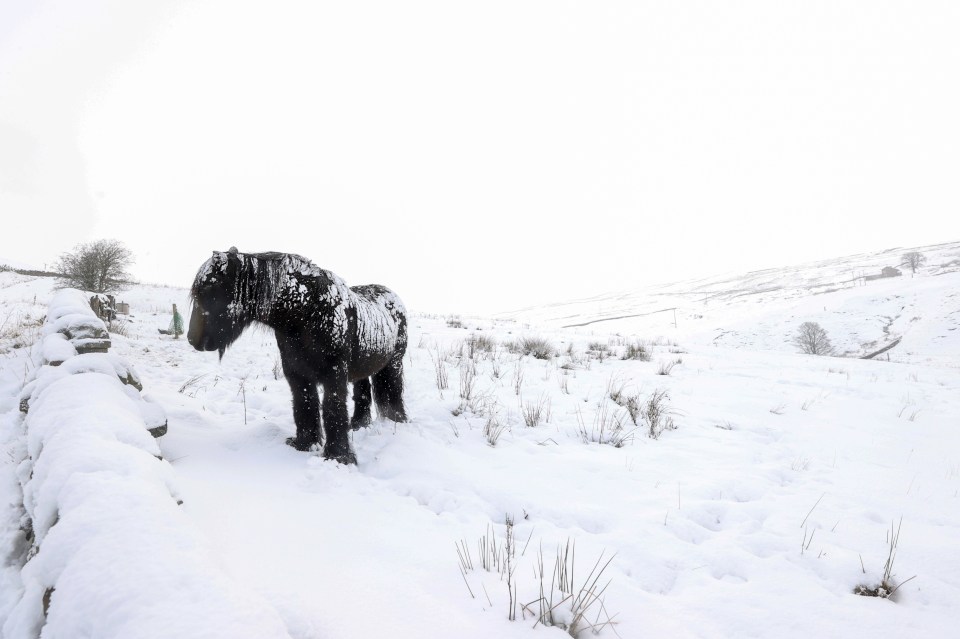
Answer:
191 250 351 323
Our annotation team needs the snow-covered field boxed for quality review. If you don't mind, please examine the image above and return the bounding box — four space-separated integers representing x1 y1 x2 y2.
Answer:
1 246 959 638
499 241 960 366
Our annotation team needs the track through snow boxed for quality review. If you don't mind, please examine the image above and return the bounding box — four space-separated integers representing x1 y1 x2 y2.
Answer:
2 269 960 637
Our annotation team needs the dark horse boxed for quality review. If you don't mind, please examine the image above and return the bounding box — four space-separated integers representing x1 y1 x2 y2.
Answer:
187 248 408 464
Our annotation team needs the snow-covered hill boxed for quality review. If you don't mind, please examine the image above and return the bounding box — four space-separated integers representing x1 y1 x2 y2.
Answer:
498 241 960 367
1 248 959 638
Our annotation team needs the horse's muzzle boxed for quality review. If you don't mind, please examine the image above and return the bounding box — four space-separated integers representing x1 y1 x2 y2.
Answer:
187 308 209 351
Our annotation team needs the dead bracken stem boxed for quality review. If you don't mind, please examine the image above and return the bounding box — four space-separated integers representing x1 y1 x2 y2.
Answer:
458 565 475 599
505 514 517 621
800 493 825 528
236 376 248 425
513 362 525 396
432 348 449 393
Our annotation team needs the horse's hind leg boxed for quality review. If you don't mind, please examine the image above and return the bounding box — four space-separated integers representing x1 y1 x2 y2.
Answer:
372 355 408 423
321 366 357 464
351 378 373 430
285 371 322 451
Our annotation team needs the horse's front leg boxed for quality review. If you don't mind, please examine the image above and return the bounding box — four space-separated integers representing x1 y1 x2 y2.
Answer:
285 371 322 451
321 367 356 464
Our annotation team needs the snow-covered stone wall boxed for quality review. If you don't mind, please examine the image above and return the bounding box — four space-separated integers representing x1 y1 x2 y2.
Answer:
4 289 291 638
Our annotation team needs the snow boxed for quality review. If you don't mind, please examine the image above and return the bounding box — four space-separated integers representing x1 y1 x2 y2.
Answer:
1 245 959 638
2 290 291 639
20 353 143 410
0 259 41 272
38 335 75 367
498 241 960 365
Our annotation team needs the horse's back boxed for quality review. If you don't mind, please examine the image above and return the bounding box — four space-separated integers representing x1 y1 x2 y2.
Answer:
347 284 407 380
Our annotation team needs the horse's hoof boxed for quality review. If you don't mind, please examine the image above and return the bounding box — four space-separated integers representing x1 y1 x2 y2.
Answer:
286 436 319 452
350 417 371 431
323 445 357 465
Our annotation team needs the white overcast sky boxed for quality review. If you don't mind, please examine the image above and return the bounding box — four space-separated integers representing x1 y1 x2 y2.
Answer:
2 1 958 314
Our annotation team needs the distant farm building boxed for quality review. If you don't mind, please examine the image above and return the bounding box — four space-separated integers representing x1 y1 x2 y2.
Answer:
864 266 902 281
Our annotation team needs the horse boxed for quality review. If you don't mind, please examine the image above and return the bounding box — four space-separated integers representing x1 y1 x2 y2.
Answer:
187 247 408 464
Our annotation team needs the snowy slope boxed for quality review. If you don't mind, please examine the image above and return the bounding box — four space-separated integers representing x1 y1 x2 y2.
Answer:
1 253 959 638
498 241 960 366
0 259 42 272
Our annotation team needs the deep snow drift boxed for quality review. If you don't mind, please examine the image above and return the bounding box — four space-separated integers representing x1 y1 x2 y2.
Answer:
1 246 959 638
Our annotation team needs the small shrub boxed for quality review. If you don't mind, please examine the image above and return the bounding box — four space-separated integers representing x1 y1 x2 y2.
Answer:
460 528 620 637
466 333 497 357
512 362 524 395
587 341 611 362
521 394 551 428
453 392 495 417
615 391 643 426
576 403 633 447
106 318 129 337
447 316 464 329
518 336 555 360
178 373 208 397
656 360 675 375
643 389 676 439
622 341 650 361
523 337 556 359
490 356 505 380
530 540 619 637
0 309 45 349
484 413 507 446
606 373 628 404
459 360 478 401
855 518 916 599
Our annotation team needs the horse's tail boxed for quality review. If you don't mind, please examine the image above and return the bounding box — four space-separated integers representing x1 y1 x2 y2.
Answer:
351 283 407 422
373 303 407 422
372 351 407 422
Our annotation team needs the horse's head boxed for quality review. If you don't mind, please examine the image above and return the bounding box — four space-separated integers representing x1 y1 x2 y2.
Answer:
188 247 248 358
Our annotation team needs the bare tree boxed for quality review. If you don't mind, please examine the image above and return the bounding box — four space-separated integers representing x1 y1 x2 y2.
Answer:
55 239 134 293
794 321 834 356
901 251 926 276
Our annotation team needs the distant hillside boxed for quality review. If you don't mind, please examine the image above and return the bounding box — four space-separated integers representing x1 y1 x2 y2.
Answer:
0 266 58 278
0 257 57 278
498 241 960 367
